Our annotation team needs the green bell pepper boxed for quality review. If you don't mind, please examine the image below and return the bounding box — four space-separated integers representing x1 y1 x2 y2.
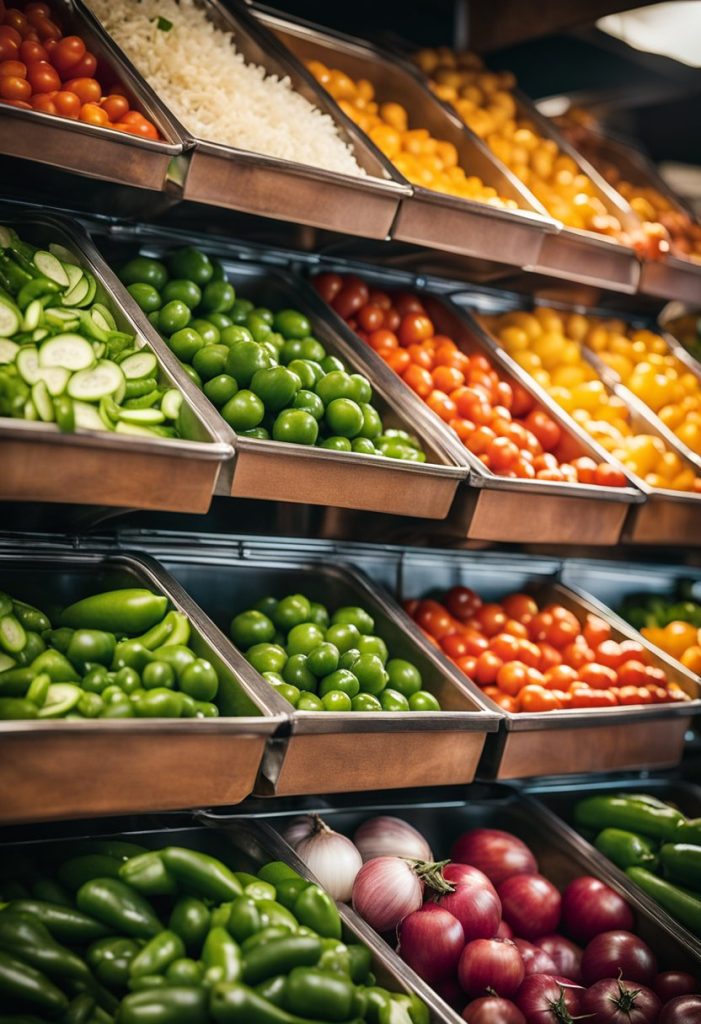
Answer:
77 879 162 939
59 590 168 635
159 849 242 903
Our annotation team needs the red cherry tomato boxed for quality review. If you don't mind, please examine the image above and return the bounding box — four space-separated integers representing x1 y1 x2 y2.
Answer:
3 9 29 35
79 101 109 125
63 76 101 103
475 650 504 686
445 586 482 621
64 50 97 79
26 58 59 92
393 292 425 316
579 662 618 688
0 73 29 98
18 38 46 62
496 660 529 696
332 280 369 320
519 684 561 712
29 90 56 112
0 57 24 76
357 304 385 333
399 313 434 346
595 463 627 488
101 93 129 121
312 272 343 304
525 409 562 451
583 614 611 648
53 88 80 116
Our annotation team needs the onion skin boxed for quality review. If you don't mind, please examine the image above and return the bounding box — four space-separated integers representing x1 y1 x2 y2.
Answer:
516 974 583 1024
498 874 561 940
535 934 582 984
659 995 701 1023
498 919 515 939
437 863 502 942
295 821 362 902
451 829 539 887
653 971 697 1002
458 938 525 998
354 815 433 862
352 856 423 933
283 816 315 847
398 906 465 986
581 978 661 1024
561 877 634 944
513 939 558 978
581 930 657 987
462 996 527 1023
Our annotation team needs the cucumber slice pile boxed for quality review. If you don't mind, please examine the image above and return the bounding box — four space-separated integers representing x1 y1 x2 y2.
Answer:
0 226 188 439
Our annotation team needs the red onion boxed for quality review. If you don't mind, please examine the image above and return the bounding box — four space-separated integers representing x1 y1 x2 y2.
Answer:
437 863 502 941
561 877 634 944
513 939 558 978
458 938 525 997
293 816 362 902
463 996 527 1023
516 974 584 1024
535 935 582 984
659 995 701 1023
451 828 538 886
352 856 424 932
581 931 657 986
581 978 661 1024
498 919 515 939
398 906 465 985
654 971 697 1002
498 874 561 940
354 815 433 862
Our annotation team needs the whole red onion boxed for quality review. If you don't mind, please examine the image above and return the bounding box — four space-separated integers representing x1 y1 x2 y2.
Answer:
659 995 701 1023
458 938 525 997
581 931 657 986
498 874 561 940
654 971 697 1002
437 863 502 942
451 828 538 886
463 996 527 1023
535 934 582 984
398 906 465 986
513 939 557 977
516 974 584 1024
561 877 633 944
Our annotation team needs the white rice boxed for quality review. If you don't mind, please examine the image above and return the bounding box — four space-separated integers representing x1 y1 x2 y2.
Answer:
86 0 364 176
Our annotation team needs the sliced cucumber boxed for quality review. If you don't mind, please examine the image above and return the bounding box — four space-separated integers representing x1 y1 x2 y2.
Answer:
32 379 55 422
54 395 75 433
37 683 82 718
45 307 79 325
49 242 79 266
17 347 40 384
40 334 94 371
161 388 182 420
114 376 126 404
39 366 70 396
98 395 120 429
67 360 124 402
81 309 109 341
23 399 38 421
92 342 106 360
0 296 21 338
120 350 157 380
65 264 84 291
115 420 162 438
73 400 106 431
32 328 49 343
0 338 19 364
118 407 165 425
22 298 44 332
34 251 70 288
75 273 97 309
62 276 89 308
92 304 116 331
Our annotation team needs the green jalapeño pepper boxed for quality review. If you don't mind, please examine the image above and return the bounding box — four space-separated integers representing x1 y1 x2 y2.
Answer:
116 986 208 1024
256 975 287 1008
159 849 242 903
257 863 301 887
294 885 342 940
133 612 190 651
63 992 96 1024
129 974 169 993
120 853 177 897
203 927 242 985
165 958 204 987
0 911 90 982
88 938 142 990
256 900 297 932
7 901 110 944
15 633 45 667
245 881 276 903
284 966 358 1022
347 944 372 985
242 935 322 986
674 818 701 846
627 866 701 936
169 898 211 953
0 950 68 1017
574 795 684 841
130 930 185 979
44 629 74 655
226 897 262 944
112 641 152 674
30 878 71 907
242 927 290 954
594 828 660 871
659 843 701 888
59 590 168 634
77 878 163 939
275 879 309 912
318 940 351 976
210 981 364 1024
66 631 116 671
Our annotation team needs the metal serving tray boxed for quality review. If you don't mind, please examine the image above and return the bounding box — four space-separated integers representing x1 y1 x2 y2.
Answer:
99 224 465 518
528 776 701 958
0 0 185 191
314 259 642 546
257 8 558 266
392 549 699 779
0 816 455 1024
0 548 285 825
0 210 232 513
216 783 700 1005
456 293 701 547
149 543 500 797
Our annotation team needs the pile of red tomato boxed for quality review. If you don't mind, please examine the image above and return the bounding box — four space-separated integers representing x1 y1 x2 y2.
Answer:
397 825 700 1023
0 0 159 136
405 586 691 712
313 272 627 487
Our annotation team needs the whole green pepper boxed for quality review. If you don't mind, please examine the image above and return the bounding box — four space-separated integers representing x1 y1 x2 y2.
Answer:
66 631 116 672
594 829 659 870
0 950 68 1017
45 629 74 654
256 901 297 932
257 863 301 887
168 898 210 953
242 927 291 954
12 601 50 635
77 879 162 939
274 879 309 912
574 795 684 840
165 959 204 987
202 927 242 985
130 931 185 979
246 881 276 902
660 843 701 888
226 897 262 944
116 986 208 1024
284 966 357 1022
364 987 393 1024
242 935 322 986
120 854 177 897
0 668 35 697
347 945 372 985
30 649 79 682
63 993 96 1024
674 818 701 846
133 612 190 652
129 974 169 992
234 872 260 889
627 866 701 936
87 938 142 990
256 976 287 1008
7 901 110 944
159 849 242 903
0 698 37 719
15 633 45 667
59 856 122 891
209 982 362 1024
318 940 351 977
0 911 90 982
59 591 168 635
148 646 194 680
294 886 341 940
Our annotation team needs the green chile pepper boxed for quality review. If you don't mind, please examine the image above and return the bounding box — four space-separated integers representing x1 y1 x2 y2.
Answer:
0 912 90 982
77 879 162 939
294 886 341 940
347 944 372 985
66 631 116 671
63 993 96 1024
111 642 152 674
0 950 68 1017
129 974 169 992
627 866 701 936
0 668 35 697
256 976 287 1008
116 987 208 1024
87 938 142 990
0 614 26 654
31 649 79 682
7 901 111 944
59 856 122 890
210 982 363 1024
165 959 203 987
234 873 260 889
659 843 701 888
59 591 168 634
74 841 147 862
130 930 185 979
246 881 276 902
257 863 301 886
574 795 684 840
256 900 297 932
44 629 74 654
169 898 210 953
242 935 322 985
202 927 242 985
594 829 659 870
242 927 290 954
25 673 50 708
675 819 701 846
284 966 357 1021
225 897 261 943
159 849 242 903
133 612 190 652
12 600 51 634
0 697 37 719
275 879 309 911
120 854 177 897
318 940 350 976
